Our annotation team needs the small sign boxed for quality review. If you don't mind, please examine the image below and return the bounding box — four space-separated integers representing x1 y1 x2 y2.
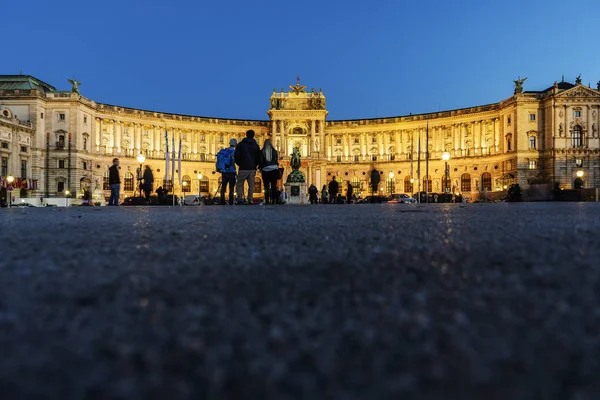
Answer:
291 185 300 196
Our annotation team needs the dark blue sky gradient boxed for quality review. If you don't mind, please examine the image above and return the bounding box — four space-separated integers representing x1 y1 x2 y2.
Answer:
4 0 599 120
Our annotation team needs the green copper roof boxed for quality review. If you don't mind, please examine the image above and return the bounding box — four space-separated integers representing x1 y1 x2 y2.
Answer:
0 75 56 92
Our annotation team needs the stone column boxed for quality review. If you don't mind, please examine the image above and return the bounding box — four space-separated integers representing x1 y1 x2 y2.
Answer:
279 120 285 156
96 118 102 152
311 119 316 156
494 118 500 153
319 120 325 159
113 120 119 153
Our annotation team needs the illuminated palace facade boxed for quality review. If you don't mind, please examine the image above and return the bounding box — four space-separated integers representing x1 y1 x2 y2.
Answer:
1 74 599 203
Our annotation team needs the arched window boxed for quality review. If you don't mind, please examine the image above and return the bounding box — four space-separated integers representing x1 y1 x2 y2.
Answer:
103 171 110 190
481 172 492 191
506 134 512 152
351 177 361 190
529 136 536 149
182 175 191 192
388 147 395 161
461 173 471 192
574 177 584 189
422 175 432 192
124 172 134 191
442 175 451 193
199 176 209 193
254 177 262 197
404 176 413 193
572 126 583 147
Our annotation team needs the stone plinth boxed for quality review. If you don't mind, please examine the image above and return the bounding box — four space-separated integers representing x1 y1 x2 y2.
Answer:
284 182 307 204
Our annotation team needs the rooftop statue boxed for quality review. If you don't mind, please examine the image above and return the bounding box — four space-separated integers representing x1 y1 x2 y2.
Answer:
513 77 527 94
67 78 81 95
575 74 582 85
289 75 306 94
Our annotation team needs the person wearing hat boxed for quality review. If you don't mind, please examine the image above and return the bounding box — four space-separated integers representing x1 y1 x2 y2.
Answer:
216 138 238 205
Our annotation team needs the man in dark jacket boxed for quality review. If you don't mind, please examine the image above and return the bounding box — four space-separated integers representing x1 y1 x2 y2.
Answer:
328 177 339 204
142 165 154 202
370 168 381 195
108 158 120 206
347 181 354 203
234 130 261 204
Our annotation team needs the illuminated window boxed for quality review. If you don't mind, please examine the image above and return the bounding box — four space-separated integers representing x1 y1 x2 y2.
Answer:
461 173 471 192
529 160 537 169
404 176 413 193
574 110 581 118
529 136 536 149
572 126 583 147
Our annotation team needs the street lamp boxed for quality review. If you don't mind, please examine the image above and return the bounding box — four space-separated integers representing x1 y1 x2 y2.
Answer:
65 190 70 207
388 171 394 195
576 170 584 178
136 153 146 198
6 175 14 207
442 151 451 194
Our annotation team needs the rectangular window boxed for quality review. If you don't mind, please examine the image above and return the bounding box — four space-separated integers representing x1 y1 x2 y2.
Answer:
199 153 206 162
529 160 537 169
574 110 581 118
507 116 512 125
57 181 65 193
353 155 360 162
390 154 395 161
336 139 342 145
83 161 87 170
201 136 205 142
336 155 342 162
40 112 44 119
372 155 377 161
58 160 65 169
529 136 536 149
1 157 7 176
1 142 8 149
219 136 223 143
20 160 27 178
199 179 209 193
529 113 536 121
59 113 65 121
20 146 27 153
354 138 359 144
372 137 377 144
83 115 87 124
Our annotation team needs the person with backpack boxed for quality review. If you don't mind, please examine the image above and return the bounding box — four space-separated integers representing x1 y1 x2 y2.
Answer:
260 138 279 205
328 177 339 204
234 130 261 205
216 138 237 205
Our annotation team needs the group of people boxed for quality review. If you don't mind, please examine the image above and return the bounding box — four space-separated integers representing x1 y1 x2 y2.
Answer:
307 177 357 204
216 129 281 205
107 157 155 206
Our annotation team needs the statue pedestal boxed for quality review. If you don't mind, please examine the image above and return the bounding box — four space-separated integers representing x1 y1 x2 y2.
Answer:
284 182 307 204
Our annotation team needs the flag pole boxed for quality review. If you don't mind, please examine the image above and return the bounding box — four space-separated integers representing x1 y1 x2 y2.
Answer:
426 122 429 204
165 128 169 194
172 131 176 206
178 136 182 206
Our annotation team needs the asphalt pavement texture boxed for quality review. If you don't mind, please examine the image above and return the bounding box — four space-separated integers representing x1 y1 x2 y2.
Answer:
1 202 600 400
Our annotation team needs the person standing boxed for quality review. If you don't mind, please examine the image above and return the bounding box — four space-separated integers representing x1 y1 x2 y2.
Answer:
142 165 154 202
260 138 279 205
308 184 318 204
321 185 328 204
347 181 354 204
216 139 238 205
370 168 381 195
328 176 339 204
234 130 260 204
108 158 120 206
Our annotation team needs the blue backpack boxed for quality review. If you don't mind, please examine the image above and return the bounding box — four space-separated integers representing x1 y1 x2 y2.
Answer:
216 148 235 173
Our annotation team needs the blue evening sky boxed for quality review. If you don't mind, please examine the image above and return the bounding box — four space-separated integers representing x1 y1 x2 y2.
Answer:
4 0 599 120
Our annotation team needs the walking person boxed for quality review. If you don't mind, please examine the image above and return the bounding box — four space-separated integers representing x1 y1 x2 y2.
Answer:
234 130 261 205
260 138 279 205
108 158 120 206
328 177 339 204
347 181 354 204
321 185 328 204
370 168 381 195
308 184 318 204
142 165 154 203
216 139 238 205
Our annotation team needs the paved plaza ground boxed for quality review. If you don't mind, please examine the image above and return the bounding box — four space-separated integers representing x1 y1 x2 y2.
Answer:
1 203 600 399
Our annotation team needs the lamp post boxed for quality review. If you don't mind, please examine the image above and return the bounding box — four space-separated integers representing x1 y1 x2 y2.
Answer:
136 153 146 198
442 152 451 194
6 175 14 207
388 171 394 195
65 190 70 207
576 170 584 178
197 173 203 203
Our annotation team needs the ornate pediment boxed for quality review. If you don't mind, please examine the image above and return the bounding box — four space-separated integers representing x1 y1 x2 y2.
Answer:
555 85 600 99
